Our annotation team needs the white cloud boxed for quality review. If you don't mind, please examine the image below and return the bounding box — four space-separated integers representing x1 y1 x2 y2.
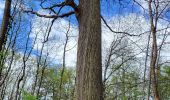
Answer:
32 13 147 67
31 15 78 67
31 11 170 68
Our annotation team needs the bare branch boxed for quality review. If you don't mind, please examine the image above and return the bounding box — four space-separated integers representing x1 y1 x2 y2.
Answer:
24 9 75 18
101 15 142 36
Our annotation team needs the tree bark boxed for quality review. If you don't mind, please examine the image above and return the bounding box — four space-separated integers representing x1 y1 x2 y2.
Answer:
150 29 160 100
76 0 103 99
0 0 11 83
0 0 11 51
148 0 160 99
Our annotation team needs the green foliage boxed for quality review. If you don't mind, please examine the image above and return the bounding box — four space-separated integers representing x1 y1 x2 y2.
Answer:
158 66 170 99
0 51 10 71
37 67 75 99
22 90 36 100
164 66 170 76
105 68 143 100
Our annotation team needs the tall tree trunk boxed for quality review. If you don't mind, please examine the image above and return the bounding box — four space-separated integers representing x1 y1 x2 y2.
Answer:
150 28 160 100
0 0 11 51
76 0 103 99
148 0 160 99
0 0 11 82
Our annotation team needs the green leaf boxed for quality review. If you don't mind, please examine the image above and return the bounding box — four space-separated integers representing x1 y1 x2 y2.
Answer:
22 90 37 100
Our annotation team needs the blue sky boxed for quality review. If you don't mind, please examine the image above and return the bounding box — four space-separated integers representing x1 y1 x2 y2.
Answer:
0 0 142 25
0 0 146 65
21 0 142 24
0 0 5 21
1 0 170 30
0 0 142 45
1 0 170 66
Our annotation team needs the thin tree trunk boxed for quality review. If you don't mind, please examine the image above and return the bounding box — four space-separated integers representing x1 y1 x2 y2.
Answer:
59 23 70 99
76 0 103 99
143 32 151 100
0 0 11 80
148 0 160 99
147 67 151 100
0 0 11 51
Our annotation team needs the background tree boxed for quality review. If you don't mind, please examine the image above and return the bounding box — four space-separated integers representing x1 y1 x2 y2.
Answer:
0 0 11 51
0 0 12 81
